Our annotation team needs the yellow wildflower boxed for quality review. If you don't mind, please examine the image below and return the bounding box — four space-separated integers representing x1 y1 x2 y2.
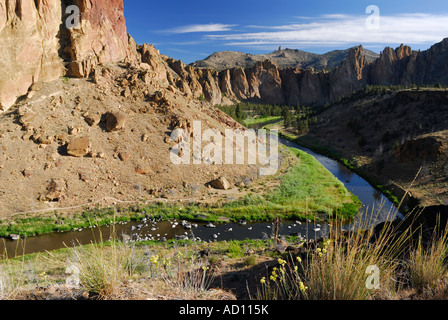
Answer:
150 255 160 266
260 277 266 284
278 258 286 266
299 281 308 292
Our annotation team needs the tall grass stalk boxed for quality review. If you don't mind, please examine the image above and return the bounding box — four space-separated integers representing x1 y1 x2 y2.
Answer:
258 205 412 300
71 240 129 299
0 241 28 300
0 264 23 300
160 251 215 299
70 217 144 299
407 222 448 292
303 217 408 300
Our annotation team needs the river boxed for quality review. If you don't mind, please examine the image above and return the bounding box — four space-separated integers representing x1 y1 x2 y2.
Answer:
0 138 402 258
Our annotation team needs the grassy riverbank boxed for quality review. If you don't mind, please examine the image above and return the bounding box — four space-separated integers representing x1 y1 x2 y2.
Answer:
293 135 401 207
0 146 360 238
243 116 282 126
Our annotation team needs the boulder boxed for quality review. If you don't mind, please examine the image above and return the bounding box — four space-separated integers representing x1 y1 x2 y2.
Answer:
119 151 131 162
210 177 231 190
135 166 150 175
19 112 36 126
41 178 67 202
104 112 126 131
10 234 20 241
84 113 101 126
67 137 91 157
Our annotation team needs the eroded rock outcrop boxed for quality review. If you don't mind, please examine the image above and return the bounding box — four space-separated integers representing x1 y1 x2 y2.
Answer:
0 0 63 111
330 45 368 100
2 0 448 113
65 0 135 77
395 136 444 163
0 0 135 111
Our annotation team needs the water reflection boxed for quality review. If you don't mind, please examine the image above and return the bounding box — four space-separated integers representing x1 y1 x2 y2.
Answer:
373 189 383 203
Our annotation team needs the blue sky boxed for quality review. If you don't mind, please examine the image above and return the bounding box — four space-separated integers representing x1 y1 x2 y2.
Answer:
123 0 448 64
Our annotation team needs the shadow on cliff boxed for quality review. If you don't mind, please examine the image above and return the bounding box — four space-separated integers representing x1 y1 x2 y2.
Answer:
58 1 76 66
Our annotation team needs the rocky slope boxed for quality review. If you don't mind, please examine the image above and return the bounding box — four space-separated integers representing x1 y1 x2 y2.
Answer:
190 47 380 71
1 0 447 218
302 89 448 209
0 0 264 217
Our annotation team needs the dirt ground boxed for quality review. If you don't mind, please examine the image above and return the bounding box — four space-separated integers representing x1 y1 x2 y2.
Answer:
0 62 283 219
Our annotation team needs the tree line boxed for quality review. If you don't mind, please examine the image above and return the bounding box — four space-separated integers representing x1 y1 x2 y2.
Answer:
218 102 318 134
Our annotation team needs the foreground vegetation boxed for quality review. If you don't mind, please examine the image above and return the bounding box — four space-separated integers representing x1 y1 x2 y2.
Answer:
257 217 448 300
1 211 448 300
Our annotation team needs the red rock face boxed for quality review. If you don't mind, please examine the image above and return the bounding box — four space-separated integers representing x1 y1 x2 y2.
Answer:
0 0 63 111
0 0 134 111
66 0 134 77
78 0 128 50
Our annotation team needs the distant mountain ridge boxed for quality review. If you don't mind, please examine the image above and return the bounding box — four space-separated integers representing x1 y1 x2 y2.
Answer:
190 47 380 71
168 38 448 107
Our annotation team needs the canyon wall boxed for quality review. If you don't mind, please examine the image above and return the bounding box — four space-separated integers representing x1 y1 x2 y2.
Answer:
162 39 448 107
0 0 134 111
1 0 447 112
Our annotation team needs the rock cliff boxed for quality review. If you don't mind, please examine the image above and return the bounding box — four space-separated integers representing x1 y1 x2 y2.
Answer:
1 0 448 112
163 39 448 108
65 0 135 77
0 0 134 111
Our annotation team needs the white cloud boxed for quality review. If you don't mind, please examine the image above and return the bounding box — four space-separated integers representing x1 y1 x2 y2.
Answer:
162 23 237 34
205 13 448 47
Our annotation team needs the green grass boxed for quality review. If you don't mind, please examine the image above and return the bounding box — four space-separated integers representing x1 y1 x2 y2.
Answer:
212 148 361 222
266 149 360 219
294 135 401 207
0 209 138 238
243 116 282 126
